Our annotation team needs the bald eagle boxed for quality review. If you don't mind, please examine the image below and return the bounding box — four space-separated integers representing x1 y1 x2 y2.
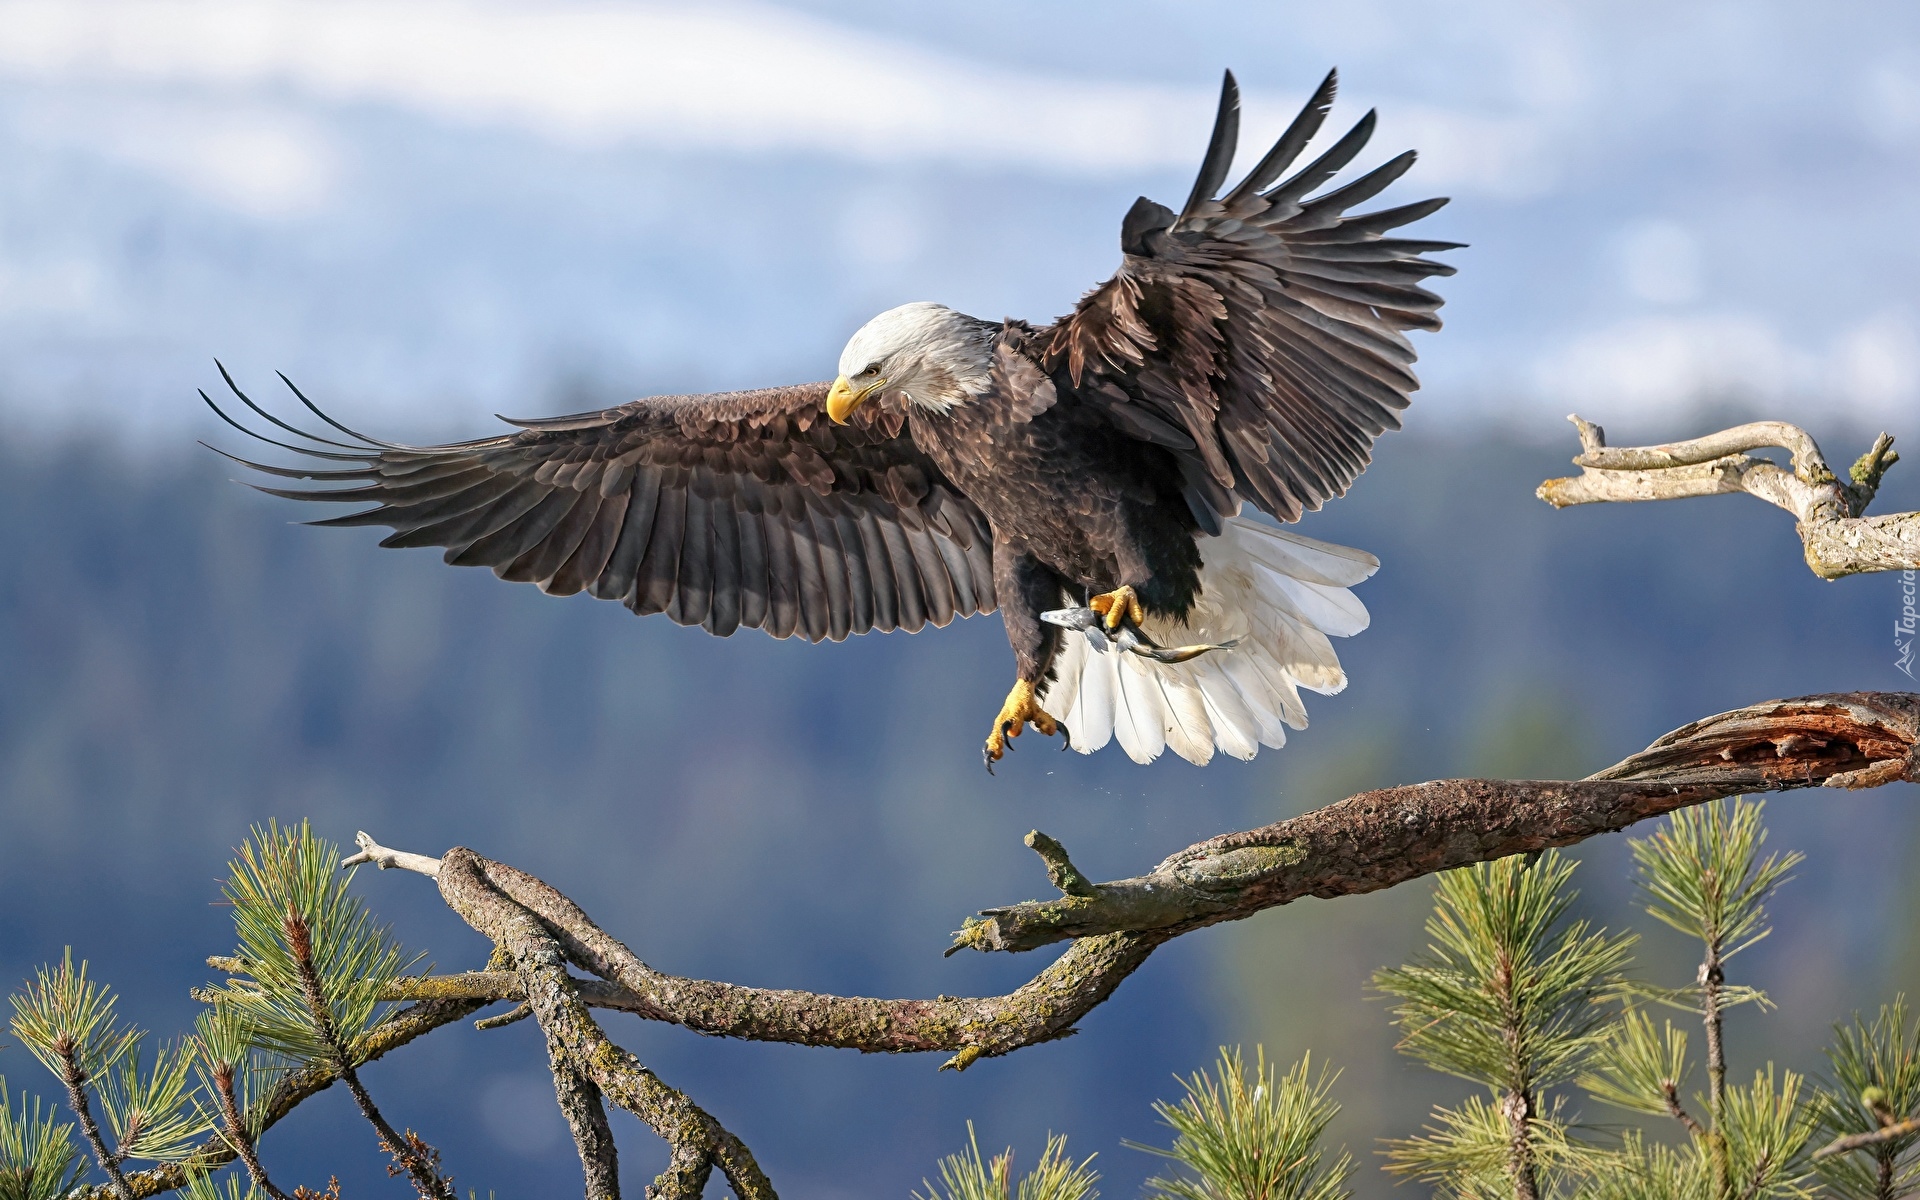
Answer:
208 70 1456 769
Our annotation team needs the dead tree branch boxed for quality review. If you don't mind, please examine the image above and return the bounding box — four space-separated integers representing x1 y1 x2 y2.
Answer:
435 848 772 1200
77 691 1918 1199
1536 416 1918 579
376 692 1916 1076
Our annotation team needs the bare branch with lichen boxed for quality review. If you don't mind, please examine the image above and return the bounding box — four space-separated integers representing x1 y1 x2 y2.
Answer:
367 692 1915 1078
434 848 772 1200
51 690 1920 1199
1536 416 1917 579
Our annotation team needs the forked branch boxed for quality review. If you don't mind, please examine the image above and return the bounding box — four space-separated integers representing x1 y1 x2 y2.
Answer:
434 848 773 1200
1537 417 1918 579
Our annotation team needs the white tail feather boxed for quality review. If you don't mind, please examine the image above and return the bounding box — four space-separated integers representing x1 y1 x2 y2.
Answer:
1038 517 1376 766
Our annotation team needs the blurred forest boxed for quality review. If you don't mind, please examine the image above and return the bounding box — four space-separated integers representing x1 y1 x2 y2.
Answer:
0 412 1915 1198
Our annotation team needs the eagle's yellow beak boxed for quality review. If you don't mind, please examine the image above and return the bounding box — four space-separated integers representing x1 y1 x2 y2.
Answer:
826 375 882 424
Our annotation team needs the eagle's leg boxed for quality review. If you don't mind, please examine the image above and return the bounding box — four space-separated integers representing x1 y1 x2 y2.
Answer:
985 544 1067 770
1088 584 1144 631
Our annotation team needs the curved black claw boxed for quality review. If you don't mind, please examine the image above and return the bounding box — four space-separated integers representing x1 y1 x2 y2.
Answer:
983 745 997 776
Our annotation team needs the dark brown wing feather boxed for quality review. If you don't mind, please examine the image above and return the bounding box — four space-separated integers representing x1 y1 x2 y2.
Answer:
1041 68 1461 524
205 375 995 641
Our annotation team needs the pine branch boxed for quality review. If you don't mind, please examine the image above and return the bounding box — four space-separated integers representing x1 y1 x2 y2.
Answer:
1127 1048 1348 1200
55 1041 134 1200
282 909 453 1200
209 1063 288 1200
63 997 484 1200
0 1079 87 1200
915 1123 1098 1200
1811 998 1920 1200
1630 800 1803 1200
1380 852 1628 1200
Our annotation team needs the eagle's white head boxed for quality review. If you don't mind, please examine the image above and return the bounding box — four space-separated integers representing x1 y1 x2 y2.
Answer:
827 302 995 423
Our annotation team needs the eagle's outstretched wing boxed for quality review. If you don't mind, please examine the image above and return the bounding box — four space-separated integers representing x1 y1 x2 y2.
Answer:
206 372 995 641
1041 69 1460 528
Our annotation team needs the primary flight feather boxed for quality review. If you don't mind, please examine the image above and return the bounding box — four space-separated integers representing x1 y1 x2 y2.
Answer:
208 69 1458 769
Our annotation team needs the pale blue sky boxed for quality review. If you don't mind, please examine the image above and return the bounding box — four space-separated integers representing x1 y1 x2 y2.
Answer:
1 0 1915 438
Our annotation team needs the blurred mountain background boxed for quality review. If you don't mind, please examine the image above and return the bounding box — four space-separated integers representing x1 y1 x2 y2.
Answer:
1 1 1918 1196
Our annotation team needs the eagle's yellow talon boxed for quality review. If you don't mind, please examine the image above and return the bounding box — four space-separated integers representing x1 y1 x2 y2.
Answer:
982 679 1060 768
1089 584 1144 631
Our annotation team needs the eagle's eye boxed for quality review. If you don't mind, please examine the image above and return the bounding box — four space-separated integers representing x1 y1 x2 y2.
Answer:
859 363 880 378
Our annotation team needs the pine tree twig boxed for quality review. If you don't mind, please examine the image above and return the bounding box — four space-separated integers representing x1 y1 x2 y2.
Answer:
213 1063 290 1200
57 1037 136 1200
1502 1086 1540 1200
434 848 770 1200
1702 955 1728 1120
1816 1118 1920 1160
283 908 455 1200
1537 416 1917 579
1736 1150 1775 1200
69 997 486 1199
1662 1083 1705 1137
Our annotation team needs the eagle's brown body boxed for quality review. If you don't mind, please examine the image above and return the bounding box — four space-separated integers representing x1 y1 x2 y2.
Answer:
910 323 1207 686
212 69 1457 766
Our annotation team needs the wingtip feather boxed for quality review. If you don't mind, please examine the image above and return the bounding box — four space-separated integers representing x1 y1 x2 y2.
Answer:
1179 69 1242 220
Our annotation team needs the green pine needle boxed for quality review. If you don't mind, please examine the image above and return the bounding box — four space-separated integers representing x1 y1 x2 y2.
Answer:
95 1036 211 1163
1580 1132 1708 1200
7 950 137 1084
196 821 419 1066
1375 851 1635 1093
1615 979 1775 1017
0 1078 86 1200
190 1005 281 1145
1718 1067 1816 1200
1581 1008 1694 1119
913 1123 1098 1200
179 1167 266 1200
1128 1047 1352 1200
1630 800 1801 962
1382 1093 1594 1200
1813 996 1920 1200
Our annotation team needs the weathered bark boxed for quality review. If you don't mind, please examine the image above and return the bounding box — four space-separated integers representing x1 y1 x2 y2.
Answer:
375 693 1916 1069
1536 417 1918 579
551 1062 619 1199
436 849 774 1200
956 694 1918 953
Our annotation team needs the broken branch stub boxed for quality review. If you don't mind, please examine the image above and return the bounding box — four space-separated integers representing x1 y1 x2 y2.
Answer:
1537 416 1918 579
